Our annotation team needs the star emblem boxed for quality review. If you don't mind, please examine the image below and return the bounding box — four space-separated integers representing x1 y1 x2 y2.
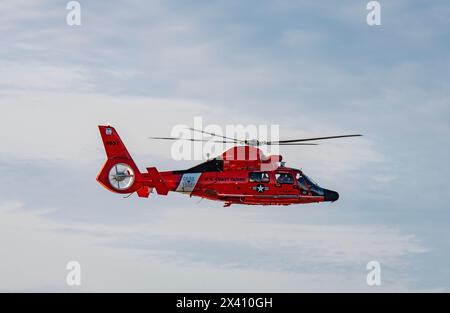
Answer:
255 184 266 193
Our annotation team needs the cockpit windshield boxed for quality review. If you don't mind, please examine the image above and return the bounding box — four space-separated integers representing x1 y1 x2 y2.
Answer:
295 170 324 196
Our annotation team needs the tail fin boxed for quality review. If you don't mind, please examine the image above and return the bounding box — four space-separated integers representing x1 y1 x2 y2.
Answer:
97 125 142 193
98 125 134 160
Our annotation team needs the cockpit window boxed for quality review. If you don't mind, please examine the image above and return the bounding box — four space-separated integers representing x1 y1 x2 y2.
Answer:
249 172 270 183
275 173 294 184
296 171 324 196
295 172 308 189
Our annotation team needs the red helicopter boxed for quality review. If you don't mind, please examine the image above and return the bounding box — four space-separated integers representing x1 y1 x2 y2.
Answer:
96 125 361 206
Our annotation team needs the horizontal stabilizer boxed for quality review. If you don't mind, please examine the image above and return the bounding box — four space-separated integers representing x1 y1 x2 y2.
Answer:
147 167 169 195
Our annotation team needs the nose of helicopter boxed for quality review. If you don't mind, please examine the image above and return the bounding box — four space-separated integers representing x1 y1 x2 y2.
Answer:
323 189 339 202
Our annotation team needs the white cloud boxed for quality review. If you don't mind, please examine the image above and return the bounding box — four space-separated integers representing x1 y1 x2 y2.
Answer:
0 202 426 291
0 60 381 183
0 62 93 91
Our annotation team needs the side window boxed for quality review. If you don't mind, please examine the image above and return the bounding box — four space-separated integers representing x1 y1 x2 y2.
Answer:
275 173 294 184
249 172 270 183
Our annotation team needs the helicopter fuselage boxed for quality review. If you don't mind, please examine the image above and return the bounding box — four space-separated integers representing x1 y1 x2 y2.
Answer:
96 125 339 206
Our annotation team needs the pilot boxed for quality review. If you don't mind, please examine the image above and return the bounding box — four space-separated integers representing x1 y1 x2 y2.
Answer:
278 173 292 184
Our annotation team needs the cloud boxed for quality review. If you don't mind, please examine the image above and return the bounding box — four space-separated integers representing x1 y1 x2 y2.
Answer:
0 201 426 292
0 59 381 183
1 0 449 292
0 61 93 91
280 29 325 47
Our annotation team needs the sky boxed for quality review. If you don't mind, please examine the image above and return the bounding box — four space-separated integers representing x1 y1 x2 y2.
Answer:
0 0 449 292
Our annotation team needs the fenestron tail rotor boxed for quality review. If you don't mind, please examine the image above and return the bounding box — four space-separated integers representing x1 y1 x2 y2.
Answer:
108 163 135 191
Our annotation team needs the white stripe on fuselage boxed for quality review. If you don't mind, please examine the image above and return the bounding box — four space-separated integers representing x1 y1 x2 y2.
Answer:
175 173 201 194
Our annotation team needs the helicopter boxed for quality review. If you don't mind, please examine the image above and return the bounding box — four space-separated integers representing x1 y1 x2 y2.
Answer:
96 125 361 206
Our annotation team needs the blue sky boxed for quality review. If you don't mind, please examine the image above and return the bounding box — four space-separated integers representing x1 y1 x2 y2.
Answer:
1 0 449 291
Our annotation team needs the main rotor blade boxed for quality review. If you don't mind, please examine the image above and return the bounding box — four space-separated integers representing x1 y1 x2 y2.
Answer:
187 128 242 143
273 143 319 146
267 134 362 144
148 136 236 143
